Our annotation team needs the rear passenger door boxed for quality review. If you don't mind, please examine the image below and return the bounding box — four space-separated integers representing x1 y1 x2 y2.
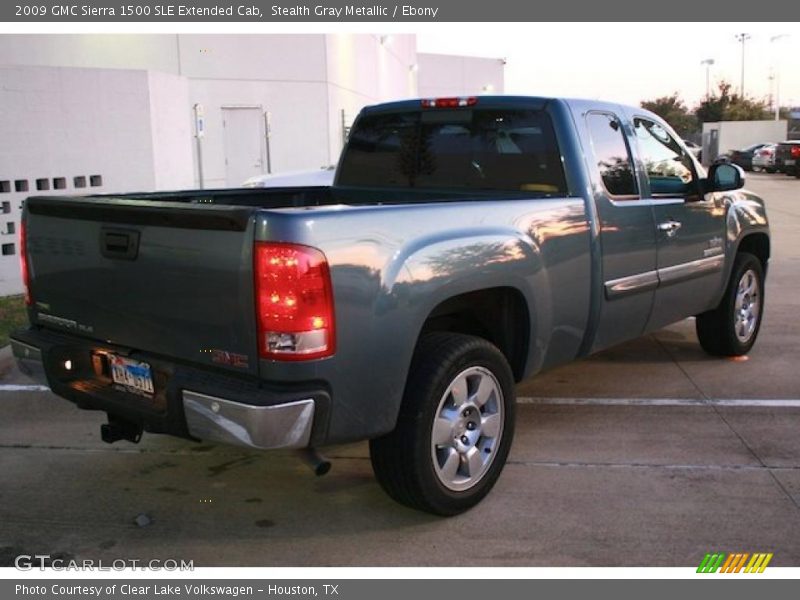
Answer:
582 110 658 351
629 115 727 330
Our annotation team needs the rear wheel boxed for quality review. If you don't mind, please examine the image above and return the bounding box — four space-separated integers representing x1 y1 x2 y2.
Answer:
696 252 764 356
370 332 515 515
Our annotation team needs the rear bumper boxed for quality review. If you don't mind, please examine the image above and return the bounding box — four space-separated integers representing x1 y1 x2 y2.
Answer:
11 339 47 386
10 327 329 450
182 391 314 449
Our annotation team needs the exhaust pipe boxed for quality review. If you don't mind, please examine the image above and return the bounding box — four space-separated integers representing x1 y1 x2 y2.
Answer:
101 416 143 444
297 448 331 476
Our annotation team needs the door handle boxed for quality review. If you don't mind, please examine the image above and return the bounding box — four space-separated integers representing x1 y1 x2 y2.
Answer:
657 220 682 238
100 228 140 260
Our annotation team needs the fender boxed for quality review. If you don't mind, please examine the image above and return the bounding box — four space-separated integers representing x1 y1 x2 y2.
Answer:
714 189 770 307
381 226 547 384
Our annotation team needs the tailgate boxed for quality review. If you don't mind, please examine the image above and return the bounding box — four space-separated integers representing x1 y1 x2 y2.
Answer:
25 196 260 376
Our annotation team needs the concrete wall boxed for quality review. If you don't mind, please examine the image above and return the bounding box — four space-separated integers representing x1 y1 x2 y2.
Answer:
418 53 505 97
0 34 180 73
325 34 418 162
0 65 135 294
178 34 332 186
0 65 193 294
0 65 156 194
148 71 194 191
702 120 789 163
189 80 331 188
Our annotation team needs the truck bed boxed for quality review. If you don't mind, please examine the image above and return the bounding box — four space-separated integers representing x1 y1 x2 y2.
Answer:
23 184 533 381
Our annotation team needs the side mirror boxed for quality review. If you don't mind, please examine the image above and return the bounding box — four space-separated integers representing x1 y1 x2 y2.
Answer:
706 163 745 193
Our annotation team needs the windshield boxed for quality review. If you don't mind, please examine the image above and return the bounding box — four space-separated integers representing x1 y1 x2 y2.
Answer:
337 108 567 194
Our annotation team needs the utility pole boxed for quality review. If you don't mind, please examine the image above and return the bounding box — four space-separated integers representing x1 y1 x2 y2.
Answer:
700 58 714 97
735 33 751 97
771 34 790 121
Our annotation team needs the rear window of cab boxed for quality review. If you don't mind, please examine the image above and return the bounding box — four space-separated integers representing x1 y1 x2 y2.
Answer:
337 108 567 195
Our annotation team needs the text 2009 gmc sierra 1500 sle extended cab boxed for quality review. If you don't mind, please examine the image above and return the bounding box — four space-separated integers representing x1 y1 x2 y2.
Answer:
11 96 770 515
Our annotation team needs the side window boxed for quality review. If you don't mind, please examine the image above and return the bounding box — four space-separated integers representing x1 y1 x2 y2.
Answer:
585 112 638 198
634 117 698 198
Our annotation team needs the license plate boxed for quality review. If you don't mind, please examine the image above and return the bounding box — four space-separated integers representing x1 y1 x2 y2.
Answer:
785 159 796 166
110 355 154 395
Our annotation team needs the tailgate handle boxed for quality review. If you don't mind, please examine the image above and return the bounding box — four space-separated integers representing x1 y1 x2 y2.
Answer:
100 228 140 260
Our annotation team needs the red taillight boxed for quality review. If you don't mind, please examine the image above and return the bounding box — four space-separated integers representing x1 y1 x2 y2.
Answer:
791 146 800 159
19 220 32 306
421 97 478 108
254 242 335 361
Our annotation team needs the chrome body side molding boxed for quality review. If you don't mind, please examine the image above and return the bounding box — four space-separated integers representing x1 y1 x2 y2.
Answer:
605 255 724 299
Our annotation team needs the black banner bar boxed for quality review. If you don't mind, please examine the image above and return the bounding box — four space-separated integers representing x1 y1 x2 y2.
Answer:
3 0 800 22
4 579 799 600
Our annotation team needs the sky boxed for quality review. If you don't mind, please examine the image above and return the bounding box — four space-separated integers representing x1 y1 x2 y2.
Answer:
417 23 800 110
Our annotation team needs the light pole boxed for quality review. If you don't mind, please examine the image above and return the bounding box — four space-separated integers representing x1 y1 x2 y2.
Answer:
735 33 751 97
700 58 715 98
771 34 790 121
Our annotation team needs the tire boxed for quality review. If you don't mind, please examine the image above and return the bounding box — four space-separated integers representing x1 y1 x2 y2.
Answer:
696 252 764 356
370 332 516 516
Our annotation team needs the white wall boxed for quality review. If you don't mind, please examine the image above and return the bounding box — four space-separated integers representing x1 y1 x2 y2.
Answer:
418 53 505 98
702 120 789 163
176 34 332 186
147 71 194 191
188 80 331 188
324 34 418 162
718 121 788 154
0 65 156 193
178 34 327 82
0 34 180 73
0 65 161 294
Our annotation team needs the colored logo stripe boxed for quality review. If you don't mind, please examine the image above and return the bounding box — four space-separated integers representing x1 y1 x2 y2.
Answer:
697 553 726 573
697 552 773 573
744 553 773 573
721 553 749 573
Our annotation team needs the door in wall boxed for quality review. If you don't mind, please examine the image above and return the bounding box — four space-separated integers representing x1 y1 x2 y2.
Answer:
222 107 265 187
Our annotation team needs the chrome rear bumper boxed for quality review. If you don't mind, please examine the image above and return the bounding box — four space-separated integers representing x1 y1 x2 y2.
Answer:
10 336 315 450
182 390 315 449
10 339 49 387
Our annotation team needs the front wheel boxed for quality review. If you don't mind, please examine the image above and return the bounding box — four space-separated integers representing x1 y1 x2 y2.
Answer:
370 333 516 516
696 252 764 356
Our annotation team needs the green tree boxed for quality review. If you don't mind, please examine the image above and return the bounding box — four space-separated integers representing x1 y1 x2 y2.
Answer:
641 93 698 137
695 81 771 123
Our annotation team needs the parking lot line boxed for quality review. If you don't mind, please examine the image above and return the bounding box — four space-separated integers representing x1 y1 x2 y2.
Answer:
517 396 800 407
3 385 798 409
0 384 51 392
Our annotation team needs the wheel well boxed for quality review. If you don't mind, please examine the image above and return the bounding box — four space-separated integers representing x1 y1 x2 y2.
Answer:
737 233 770 269
419 287 529 381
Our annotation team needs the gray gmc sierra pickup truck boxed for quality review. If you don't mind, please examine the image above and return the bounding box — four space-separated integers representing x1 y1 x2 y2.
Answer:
11 96 770 515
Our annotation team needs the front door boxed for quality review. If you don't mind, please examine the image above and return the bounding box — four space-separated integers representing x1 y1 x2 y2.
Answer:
629 115 727 330
222 107 265 187
580 108 659 352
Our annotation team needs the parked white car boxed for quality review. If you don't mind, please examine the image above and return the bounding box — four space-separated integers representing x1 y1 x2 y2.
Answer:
752 144 778 173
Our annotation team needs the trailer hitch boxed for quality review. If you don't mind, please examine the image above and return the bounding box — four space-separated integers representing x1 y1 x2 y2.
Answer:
100 415 143 444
